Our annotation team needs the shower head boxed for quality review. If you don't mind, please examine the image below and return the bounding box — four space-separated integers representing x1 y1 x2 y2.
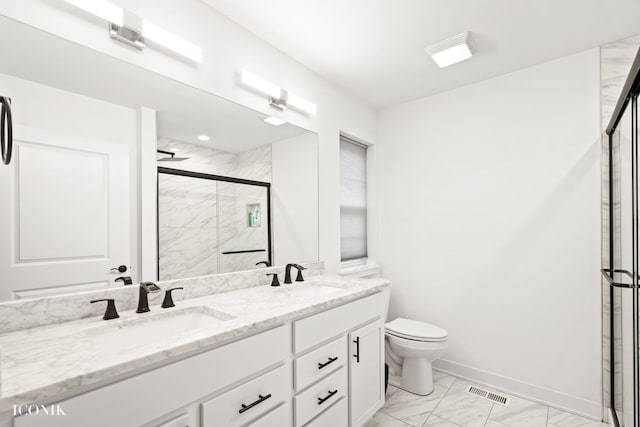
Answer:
157 150 190 162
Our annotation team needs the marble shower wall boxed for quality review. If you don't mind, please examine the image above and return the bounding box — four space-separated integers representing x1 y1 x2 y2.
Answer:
157 138 272 279
600 34 640 416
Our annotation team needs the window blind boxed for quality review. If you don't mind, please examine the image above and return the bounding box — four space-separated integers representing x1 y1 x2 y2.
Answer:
340 136 367 261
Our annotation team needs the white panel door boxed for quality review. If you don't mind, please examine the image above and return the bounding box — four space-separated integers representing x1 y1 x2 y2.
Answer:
0 125 130 300
349 319 385 427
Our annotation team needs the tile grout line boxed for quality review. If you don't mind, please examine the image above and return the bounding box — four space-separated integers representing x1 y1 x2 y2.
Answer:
481 403 495 427
420 378 458 427
545 405 549 427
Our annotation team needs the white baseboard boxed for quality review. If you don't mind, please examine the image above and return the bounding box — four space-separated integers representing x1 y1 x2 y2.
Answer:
433 359 603 421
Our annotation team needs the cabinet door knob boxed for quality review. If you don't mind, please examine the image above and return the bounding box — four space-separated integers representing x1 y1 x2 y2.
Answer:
353 337 360 363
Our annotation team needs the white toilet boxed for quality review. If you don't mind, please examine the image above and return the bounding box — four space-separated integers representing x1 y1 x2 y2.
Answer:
385 318 448 395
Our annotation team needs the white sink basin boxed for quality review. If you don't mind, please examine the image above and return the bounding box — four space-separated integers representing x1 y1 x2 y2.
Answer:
83 306 235 349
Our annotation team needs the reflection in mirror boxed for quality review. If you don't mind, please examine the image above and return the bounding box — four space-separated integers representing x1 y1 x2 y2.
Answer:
0 17 319 301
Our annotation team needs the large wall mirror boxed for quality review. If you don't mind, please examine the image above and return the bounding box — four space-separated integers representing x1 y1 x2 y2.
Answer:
0 17 319 301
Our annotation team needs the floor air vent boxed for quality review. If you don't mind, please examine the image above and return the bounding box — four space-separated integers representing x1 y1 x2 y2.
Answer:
465 385 511 407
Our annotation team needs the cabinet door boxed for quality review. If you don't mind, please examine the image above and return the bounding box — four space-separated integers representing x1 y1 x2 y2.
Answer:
349 319 384 427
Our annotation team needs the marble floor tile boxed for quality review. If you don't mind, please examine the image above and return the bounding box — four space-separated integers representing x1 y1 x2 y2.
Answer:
433 371 456 389
547 408 608 427
381 385 448 426
485 420 509 427
387 384 399 399
365 411 412 427
431 380 494 427
423 414 461 426
488 394 547 427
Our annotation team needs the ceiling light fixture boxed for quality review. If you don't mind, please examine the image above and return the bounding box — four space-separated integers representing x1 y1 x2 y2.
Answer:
240 70 316 115
263 117 286 126
424 31 473 68
64 0 202 62
197 134 210 141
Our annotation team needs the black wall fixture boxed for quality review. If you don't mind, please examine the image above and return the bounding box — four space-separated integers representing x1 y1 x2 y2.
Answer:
0 96 13 165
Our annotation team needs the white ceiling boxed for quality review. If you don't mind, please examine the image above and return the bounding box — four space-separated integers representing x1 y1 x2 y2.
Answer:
0 17 309 152
204 0 640 108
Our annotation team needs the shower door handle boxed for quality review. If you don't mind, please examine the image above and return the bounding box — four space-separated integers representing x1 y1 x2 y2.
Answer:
601 268 634 288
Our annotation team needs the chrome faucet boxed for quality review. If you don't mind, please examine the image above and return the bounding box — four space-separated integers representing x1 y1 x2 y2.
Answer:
284 264 307 284
137 282 161 313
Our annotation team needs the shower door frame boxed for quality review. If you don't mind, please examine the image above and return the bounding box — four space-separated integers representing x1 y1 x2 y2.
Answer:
156 166 272 280
602 47 640 427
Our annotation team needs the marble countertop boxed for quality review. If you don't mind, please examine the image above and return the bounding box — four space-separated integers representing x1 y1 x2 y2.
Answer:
0 274 390 412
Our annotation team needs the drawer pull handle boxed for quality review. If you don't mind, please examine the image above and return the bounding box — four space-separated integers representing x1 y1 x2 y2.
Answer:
317 389 338 405
239 393 272 414
353 337 360 363
318 356 338 370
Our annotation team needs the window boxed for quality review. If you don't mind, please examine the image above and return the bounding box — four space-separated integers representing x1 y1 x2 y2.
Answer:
340 136 367 262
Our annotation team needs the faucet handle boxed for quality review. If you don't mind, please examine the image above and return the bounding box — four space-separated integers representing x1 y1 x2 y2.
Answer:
161 287 184 308
294 264 307 282
114 276 133 286
90 299 119 320
256 261 271 267
266 273 280 287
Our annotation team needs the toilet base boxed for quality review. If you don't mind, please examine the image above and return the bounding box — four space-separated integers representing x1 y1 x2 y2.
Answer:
401 357 434 395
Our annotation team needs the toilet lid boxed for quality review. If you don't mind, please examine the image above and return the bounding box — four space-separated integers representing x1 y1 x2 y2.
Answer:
385 318 448 341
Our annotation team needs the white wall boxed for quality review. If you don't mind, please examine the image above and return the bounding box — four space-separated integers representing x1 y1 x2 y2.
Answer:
0 0 377 273
377 50 602 417
272 133 319 266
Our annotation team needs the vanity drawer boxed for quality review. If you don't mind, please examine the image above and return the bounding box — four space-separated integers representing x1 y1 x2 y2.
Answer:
294 336 346 391
293 291 385 353
305 397 347 427
201 365 290 427
294 367 347 427
247 404 291 427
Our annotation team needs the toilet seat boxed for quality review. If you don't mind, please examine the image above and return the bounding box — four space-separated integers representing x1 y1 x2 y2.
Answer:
385 318 448 342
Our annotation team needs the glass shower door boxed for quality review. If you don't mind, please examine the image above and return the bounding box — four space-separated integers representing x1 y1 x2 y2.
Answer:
610 93 640 427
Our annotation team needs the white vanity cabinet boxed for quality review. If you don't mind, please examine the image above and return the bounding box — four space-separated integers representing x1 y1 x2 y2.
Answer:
13 326 291 427
349 320 385 427
292 291 387 427
8 288 389 427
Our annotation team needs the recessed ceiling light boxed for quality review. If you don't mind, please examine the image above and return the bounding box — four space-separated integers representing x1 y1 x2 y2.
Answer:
197 134 210 141
425 31 473 68
263 117 286 126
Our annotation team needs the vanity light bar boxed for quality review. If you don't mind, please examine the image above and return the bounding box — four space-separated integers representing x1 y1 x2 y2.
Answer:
241 70 317 115
241 70 282 99
287 92 317 115
142 20 203 63
64 0 203 63
65 0 123 26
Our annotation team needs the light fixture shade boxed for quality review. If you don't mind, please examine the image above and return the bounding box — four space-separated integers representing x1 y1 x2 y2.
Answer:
65 0 123 26
197 134 210 141
264 117 286 126
287 92 317 115
142 20 203 63
425 31 473 68
241 71 282 99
